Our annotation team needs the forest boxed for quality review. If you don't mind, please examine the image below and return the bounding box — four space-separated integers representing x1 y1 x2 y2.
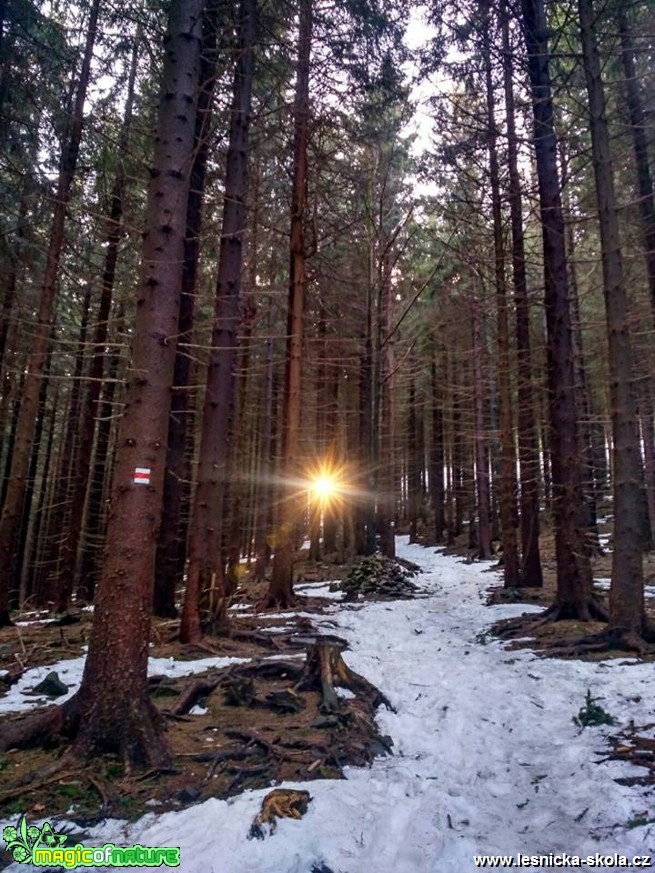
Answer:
1 0 655 868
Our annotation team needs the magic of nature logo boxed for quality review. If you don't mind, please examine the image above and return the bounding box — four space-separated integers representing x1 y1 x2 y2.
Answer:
2 814 180 867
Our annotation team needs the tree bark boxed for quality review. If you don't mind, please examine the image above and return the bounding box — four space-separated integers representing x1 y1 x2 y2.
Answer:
181 0 256 642
519 0 594 617
154 4 220 619
501 1 542 586
618 5 655 319
482 11 519 587
472 299 492 559
431 354 446 543
267 0 313 606
68 0 205 766
56 32 140 606
41 287 91 609
0 0 101 627
578 0 644 636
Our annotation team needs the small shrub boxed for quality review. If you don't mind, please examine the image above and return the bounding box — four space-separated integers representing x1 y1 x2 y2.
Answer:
573 689 616 728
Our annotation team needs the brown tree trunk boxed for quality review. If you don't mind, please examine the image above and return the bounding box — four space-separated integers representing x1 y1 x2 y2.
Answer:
618 6 655 318
67 0 205 766
0 0 101 627
75 308 124 602
431 354 446 543
181 0 256 642
472 300 492 559
451 357 465 540
579 0 644 637
482 15 519 587
565 201 602 554
57 33 140 606
407 371 420 544
41 287 92 609
501 2 542 586
378 248 396 558
154 5 219 619
641 404 655 548
519 0 595 618
267 0 313 607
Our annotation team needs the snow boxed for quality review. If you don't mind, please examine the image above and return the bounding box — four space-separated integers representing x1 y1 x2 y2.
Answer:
0 655 250 714
3 537 655 871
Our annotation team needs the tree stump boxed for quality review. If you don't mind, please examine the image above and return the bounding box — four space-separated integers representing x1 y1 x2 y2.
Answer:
295 637 394 713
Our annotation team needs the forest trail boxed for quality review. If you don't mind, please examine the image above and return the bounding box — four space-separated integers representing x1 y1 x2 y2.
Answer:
3 538 655 872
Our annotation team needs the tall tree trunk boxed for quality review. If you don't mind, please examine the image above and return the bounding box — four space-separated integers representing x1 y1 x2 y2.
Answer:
501 2 542 586
519 0 595 618
565 201 602 554
13 359 52 608
76 331 123 602
641 403 655 548
66 0 205 765
472 299 492 559
21 386 59 606
431 354 446 543
618 6 655 318
181 0 256 642
482 14 519 587
41 287 92 609
266 0 313 606
578 0 644 638
57 32 140 605
0 0 101 626
154 4 219 619
378 250 396 558
407 370 420 544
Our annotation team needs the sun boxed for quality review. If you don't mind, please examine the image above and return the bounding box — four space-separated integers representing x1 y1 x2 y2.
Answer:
312 474 339 500
306 462 348 508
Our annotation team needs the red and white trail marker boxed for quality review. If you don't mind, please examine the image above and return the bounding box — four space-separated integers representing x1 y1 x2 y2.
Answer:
134 467 151 485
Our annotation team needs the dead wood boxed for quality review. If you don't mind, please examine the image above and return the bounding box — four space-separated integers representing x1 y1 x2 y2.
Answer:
248 788 312 839
167 677 223 716
295 638 395 713
0 703 65 752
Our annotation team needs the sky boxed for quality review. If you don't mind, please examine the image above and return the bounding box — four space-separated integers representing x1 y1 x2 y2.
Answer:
2 537 655 872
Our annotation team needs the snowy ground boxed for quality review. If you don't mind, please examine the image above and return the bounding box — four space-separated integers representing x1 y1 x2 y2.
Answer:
2 537 655 871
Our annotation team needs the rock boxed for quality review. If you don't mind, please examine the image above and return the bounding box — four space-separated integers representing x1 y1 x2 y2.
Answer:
32 671 68 698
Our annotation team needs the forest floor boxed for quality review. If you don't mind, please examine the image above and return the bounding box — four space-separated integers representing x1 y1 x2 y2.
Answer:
0 561 398 826
2 526 655 870
485 513 655 657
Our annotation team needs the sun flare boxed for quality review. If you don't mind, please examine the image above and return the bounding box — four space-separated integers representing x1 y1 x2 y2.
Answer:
306 463 348 507
312 475 338 499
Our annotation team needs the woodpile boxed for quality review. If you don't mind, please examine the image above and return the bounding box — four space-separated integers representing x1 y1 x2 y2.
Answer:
340 554 421 601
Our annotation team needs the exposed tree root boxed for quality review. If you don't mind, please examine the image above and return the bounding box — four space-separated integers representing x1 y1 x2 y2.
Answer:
0 704 65 753
0 690 171 774
70 695 172 773
545 627 655 659
295 638 395 713
493 595 609 642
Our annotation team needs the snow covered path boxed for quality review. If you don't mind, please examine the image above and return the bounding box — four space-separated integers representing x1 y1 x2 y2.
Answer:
3 539 655 871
